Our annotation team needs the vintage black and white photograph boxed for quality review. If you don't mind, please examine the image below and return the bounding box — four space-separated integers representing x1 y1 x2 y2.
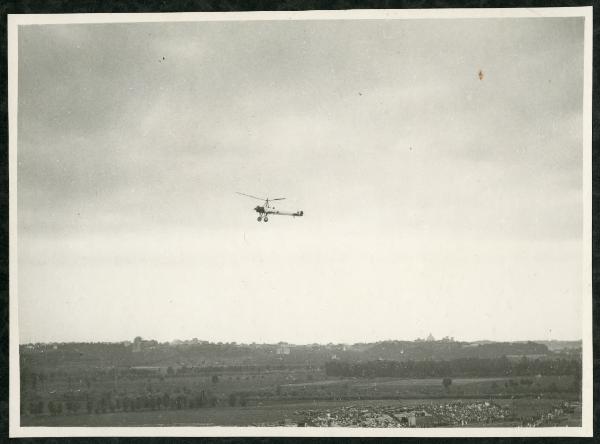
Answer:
9 7 592 437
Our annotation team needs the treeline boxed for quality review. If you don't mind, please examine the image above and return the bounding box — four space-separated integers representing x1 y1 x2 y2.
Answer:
174 363 313 376
364 341 551 361
23 389 218 417
325 357 581 378
22 340 578 374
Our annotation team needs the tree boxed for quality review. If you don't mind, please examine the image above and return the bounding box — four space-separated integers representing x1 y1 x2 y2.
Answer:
48 401 55 415
442 377 452 390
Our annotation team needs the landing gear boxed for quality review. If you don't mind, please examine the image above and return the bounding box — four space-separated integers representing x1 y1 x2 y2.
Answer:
257 216 262 222
264 217 269 222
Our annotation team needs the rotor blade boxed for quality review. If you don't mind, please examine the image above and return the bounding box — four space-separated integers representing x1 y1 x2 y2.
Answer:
236 192 266 201
270 198 286 201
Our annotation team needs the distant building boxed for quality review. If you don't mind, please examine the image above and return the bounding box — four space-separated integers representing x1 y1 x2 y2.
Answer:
409 414 417 427
413 415 439 427
426 333 435 342
132 336 158 352
398 410 436 427
133 336 143 352
393 413 411 425
276 345 291 355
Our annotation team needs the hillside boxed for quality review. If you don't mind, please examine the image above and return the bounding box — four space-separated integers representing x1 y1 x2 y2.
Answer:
19 338 575 373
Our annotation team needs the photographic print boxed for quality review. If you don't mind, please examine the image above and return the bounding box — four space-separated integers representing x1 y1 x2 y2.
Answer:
8 7 593 437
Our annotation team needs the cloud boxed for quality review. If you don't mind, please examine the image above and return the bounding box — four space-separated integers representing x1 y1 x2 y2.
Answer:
16 17 586 342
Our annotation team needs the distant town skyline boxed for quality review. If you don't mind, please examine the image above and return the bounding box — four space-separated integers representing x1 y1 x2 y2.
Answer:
17 16 585 344
19 334 583 346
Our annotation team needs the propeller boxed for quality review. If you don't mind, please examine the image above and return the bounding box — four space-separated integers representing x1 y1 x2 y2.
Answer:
236 192 286 202
236 192 266 201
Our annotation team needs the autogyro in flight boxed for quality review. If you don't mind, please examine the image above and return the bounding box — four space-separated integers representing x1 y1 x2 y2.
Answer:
236 192 304 222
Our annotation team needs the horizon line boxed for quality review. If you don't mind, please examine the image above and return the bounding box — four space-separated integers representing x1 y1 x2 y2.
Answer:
19 337 583 346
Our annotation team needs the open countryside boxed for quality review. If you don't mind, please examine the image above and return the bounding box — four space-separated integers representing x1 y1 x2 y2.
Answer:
20 336 581 427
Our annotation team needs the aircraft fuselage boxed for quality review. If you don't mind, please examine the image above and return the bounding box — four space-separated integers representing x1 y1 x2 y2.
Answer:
254 205 303 217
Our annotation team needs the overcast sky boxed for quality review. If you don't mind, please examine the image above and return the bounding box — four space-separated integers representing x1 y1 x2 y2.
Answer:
17 17 584 344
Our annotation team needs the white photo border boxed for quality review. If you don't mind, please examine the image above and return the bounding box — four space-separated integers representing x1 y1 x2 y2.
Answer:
8 6 594 438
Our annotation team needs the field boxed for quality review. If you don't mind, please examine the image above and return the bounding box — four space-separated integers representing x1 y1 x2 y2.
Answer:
23 399 408 427
20 341 582 428
22 397 581 427
21 374 581 427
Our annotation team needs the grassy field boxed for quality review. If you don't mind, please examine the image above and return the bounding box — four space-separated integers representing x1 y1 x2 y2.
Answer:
28 373 574 403
21 372 581 427
22 397 581 427
23 402 305 426
19 398 497 427
279 375 576 399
